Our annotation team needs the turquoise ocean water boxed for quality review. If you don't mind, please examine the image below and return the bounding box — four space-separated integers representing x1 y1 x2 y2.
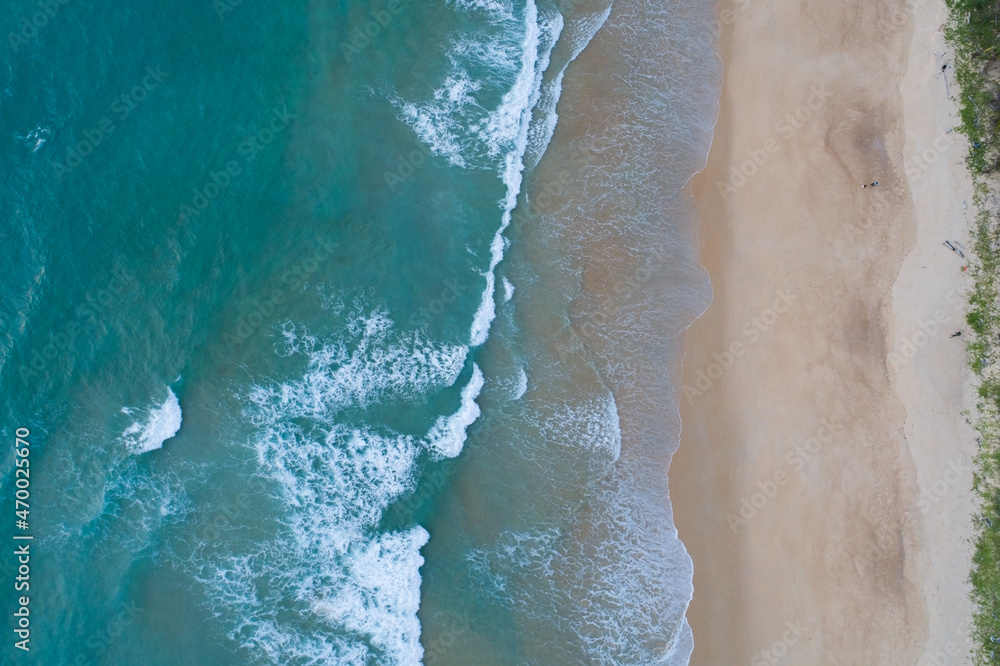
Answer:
0 0 721 662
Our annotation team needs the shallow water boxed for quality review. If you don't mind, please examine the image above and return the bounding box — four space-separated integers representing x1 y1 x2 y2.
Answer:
0 0 720 662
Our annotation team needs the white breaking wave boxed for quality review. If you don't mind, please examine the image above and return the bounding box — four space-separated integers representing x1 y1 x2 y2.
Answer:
121 387 182 454
502 276 515 301
206 415 427 662
425 364 485 458
394 0 572 348
20 125 50 152
525 7 613 168
447 0 515 22
513 366 528 400
311 527 430 666
469 0 563 347
478 0 552 160
249 313 468 420
196 311 486 665
398 74 482 168
453 34 519 73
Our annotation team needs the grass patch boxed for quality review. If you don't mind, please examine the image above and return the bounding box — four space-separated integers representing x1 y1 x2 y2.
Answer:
945 0 1000 661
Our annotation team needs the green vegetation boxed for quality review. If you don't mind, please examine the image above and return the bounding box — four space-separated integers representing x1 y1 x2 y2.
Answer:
945 0 1000 662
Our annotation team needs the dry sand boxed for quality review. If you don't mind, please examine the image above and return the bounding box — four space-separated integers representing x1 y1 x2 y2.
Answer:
669 0 978 663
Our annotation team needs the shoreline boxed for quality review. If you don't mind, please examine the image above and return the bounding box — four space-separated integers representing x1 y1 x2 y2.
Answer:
670 0 977 663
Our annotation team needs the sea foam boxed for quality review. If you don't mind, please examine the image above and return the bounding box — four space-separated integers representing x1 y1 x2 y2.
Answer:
513 366 528 400
121 387 182 454
524 7 612 168
425 363 484 458
469 0 562 347
249 314 468 420
502 276 515 301
312 527 429 665
195 311 483 665
447 0 515 22
395 0 564 348
536 395 622 461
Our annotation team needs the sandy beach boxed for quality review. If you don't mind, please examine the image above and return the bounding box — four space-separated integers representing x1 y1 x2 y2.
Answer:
670 0 978 663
